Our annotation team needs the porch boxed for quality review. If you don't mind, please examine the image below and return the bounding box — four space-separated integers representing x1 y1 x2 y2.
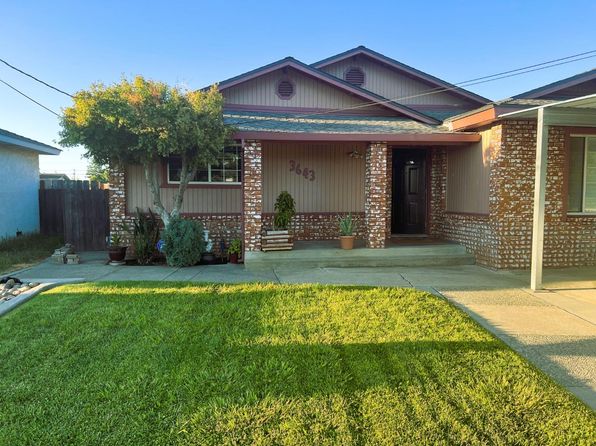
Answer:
244 239 474 270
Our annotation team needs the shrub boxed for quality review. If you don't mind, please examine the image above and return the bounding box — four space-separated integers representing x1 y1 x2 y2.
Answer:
163 217 205 267
132 208 160 265
338 213 356 236
273 191 295 230
228 239 242 255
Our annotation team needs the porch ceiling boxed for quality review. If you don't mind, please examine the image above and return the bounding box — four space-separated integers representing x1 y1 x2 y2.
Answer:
226 111 480 143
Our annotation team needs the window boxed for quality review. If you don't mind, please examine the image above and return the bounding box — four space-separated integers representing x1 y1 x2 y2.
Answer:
568 135 596 213
167 145 241 184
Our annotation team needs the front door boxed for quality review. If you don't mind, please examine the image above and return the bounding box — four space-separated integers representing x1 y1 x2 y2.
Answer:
392 149 427 234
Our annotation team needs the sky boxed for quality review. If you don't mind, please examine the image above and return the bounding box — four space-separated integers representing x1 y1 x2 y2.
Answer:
1 0 595 177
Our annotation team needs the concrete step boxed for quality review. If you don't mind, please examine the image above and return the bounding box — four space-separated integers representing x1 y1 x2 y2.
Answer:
245 242 475 270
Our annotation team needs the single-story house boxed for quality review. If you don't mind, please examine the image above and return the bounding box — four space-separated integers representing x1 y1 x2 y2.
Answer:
0 128 61 239
109 46 596 285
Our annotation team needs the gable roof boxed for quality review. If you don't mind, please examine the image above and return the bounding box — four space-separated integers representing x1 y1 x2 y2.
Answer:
215 57 441 124
0 128 61 155
512 68 596 99
312 46 490 105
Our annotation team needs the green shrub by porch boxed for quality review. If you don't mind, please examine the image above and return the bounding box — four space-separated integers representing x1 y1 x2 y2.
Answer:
162 217 205 267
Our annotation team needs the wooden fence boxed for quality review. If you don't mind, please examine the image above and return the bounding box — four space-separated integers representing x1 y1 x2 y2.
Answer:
39 182 109 251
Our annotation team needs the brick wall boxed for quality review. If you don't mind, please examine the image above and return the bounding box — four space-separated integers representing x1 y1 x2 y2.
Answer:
242 140 263 252
434 121 596 269
365 142 389 248
262 212 366 240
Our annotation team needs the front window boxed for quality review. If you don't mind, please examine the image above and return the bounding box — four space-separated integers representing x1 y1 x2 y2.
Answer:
167 145 241 184
568 135 596 213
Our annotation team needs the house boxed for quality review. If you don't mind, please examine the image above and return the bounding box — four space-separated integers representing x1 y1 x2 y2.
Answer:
108 46 596 284
0 128 61 239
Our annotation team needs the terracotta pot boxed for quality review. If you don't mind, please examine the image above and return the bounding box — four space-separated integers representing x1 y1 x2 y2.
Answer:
340 236 355 250
229 253 239 264
108 246 127 262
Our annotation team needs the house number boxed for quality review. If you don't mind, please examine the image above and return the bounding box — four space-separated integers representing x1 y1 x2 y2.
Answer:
289 160 315 181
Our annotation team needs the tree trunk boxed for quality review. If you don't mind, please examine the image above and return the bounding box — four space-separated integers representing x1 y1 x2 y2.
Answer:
143 159 170 227
171 153 197 219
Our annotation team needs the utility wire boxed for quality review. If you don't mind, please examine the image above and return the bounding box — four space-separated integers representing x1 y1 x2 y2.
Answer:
228 51 596 126
0 57 73 97
0 78 61 117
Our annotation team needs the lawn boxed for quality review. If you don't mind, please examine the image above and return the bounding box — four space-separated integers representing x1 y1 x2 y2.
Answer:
0 283 594 445
0 233 62 274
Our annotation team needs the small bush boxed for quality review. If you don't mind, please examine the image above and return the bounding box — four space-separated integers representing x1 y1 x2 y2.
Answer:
338 213 356 236
132 208 160 265
163 217 205 267
273 191 295 230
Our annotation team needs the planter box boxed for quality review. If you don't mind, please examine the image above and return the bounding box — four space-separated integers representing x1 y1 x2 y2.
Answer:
262 229 294 252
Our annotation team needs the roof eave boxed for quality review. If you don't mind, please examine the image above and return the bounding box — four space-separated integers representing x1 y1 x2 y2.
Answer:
216 58 441 125
233 130 480 144
512 69 596 99
0 134 61 155
312 46 490 105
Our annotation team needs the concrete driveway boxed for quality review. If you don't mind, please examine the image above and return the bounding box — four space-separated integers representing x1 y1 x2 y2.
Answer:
11 252 596 410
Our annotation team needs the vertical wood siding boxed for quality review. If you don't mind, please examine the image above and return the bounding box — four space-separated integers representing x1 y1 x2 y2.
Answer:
320 56 476 107
263 142 366 213
224 67 387 112
126 164 241 214
446 128 491 214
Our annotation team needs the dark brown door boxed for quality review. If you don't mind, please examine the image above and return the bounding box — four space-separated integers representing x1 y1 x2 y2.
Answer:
392 150 427 234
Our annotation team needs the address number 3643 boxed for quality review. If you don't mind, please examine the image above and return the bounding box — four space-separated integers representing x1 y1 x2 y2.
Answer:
289 160 315 181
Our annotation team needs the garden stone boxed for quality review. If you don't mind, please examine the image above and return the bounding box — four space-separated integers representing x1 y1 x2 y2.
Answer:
29 282 39 288
5 279 15 288
20 286 30 292
10 290 20 296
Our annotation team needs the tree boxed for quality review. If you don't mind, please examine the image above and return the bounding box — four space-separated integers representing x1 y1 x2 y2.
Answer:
59 76 232 227
86 160 109 183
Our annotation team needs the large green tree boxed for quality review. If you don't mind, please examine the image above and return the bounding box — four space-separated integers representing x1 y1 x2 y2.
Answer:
60 76 232 226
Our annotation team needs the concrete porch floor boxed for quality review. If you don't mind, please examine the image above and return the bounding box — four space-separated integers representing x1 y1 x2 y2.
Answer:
9 252 596 410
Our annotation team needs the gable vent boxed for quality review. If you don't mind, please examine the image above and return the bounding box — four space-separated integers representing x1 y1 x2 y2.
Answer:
345 67 365 87
277 80 295 99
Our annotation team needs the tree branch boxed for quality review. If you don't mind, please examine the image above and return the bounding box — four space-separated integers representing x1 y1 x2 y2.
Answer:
143 159 169 227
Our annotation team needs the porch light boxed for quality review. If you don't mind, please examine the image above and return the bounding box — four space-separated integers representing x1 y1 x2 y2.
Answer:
348 149 363 159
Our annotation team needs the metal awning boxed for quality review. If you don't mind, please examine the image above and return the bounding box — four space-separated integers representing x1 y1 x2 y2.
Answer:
498 94 596 290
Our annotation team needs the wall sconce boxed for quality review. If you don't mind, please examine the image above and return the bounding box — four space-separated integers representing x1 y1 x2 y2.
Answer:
348 149 363 159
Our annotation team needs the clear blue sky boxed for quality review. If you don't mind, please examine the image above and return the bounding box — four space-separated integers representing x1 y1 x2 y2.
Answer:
2 0 595 176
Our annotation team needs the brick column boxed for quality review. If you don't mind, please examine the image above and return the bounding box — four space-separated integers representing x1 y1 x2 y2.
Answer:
365 142 389 248
108 163 127 242
242 140 263 251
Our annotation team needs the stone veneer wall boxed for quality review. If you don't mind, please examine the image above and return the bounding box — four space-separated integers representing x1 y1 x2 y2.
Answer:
432 122 596 269
262 212 366 241
365 142 389 248
109 165 241 256
242 140 263 252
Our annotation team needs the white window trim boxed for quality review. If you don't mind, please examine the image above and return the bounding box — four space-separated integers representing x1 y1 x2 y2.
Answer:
568 134 596 215
166 145 242 185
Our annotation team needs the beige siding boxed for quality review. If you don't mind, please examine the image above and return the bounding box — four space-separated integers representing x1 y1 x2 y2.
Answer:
446 128 491 214
263 142 365 213
321 57 475 107
126 164 241 214
224 67 388 113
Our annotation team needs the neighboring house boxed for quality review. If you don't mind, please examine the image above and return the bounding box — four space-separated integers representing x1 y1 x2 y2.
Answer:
0 129 61 239
109 46 596 275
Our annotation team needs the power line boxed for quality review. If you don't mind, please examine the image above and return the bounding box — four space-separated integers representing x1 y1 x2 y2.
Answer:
0 78 62 117
228 50 596 126
0 57 73 97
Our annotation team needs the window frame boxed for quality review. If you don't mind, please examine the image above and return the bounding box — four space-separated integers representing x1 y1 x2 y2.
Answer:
166 144 242 186
567 134 596 216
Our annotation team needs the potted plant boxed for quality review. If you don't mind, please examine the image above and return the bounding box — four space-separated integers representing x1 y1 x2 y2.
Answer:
262 191 296 251
108 233 127 262
228 239 242 264
338 213 356 250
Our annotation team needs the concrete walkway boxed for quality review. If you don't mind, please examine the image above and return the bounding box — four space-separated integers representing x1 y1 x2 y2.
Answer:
11 252 596 410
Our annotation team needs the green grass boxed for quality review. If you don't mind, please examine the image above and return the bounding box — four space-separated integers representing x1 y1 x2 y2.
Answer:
0 233 62 274
0 282 594 445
